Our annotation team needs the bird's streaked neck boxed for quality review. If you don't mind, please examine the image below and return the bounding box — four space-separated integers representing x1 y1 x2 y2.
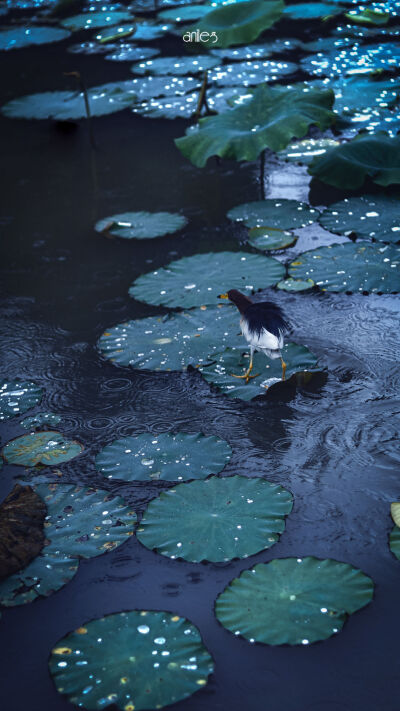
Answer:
228 290 253 315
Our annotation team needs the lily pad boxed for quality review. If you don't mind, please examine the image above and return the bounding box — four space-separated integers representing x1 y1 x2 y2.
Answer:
0 379 43 421
216 557 374 645
95 211 187 239
105 45 159 62
248 228 297 251
0 483 136 607
345 7 390 25
137 475 293 562
301 42 400 78
319 196 400 243
61 11 132 31
130 75 199 101
158 5 211 21
209 39 301 60
331 76 400 116
188 0 284 48
132 92 200 119
0 26 70 51
129 21 172 41
0 484 46 580
309 132 400 188
284 2 344 19
2 431 83 466
227 199 319 229
129 252 285 308
131 55 219 76
288 241 400 293
175 83 334 167
389 526 400 559
95 431 232 481
49 610 214 710
277 277 315 292
279 137 340 164
20 412 61 429
208 59 297 87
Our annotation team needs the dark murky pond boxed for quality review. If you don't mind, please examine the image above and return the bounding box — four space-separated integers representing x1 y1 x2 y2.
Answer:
1 7 400 711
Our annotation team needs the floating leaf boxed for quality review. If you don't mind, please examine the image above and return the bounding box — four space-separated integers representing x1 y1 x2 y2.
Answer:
130 75 199 101
131 55 219 75
332 76 400 115
284 2 344 19
288 241 400 293
319 196 400 243
61 11 132 31
228 199 319 229
390 502 400 527
188 0 284 48
158 5 211 21
248 228 297 251
132 92 199 119
0 379 43 421
49 610 214 710
207 59 297 87
277 277 315 292
215 557 374 645
106 45 159 62
389 526 400 560
95 431 232 481
137 475 293 562
0 26 70 50
129 252 285 308
279 137 340 164
301 42 400 78
2 431 83 466
20 412 61 430
345 7 390 25
176 83 334 167
95 211 187 239
0 484 46 580
209 39 301 60
128 21 172 41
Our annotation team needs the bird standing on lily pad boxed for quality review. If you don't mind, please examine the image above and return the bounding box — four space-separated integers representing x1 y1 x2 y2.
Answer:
219 290 288 383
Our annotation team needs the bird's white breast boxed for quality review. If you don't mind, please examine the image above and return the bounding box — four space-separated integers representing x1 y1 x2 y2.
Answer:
240 317 283 351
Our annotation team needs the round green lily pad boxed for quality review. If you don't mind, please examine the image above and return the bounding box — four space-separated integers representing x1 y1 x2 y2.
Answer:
0 26 70 50
2 431 83 467
319 196 400 243
209 39 301 60
189 0 284 48
49 610 214 710
131 55 219 76
208 59 298 87
288 241 400 293
95 211 187 239
129 252 285 308
61 11 132 31
248 227 297 251
137 475 293 562
20 412 61 430
95 431 232 481
279 137 340 164
389 525 400 560
228 200 319 230
215 557 374 645
301 42 400 78
277 278 315 292
106 45 159 62
284 2 343 19
132 92 200 119
0 379 43 421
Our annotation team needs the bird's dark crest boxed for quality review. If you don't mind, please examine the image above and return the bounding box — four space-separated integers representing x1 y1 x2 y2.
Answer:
244 301 288 339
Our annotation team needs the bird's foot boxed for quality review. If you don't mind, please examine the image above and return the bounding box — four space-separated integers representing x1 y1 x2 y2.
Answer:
230 372 260 384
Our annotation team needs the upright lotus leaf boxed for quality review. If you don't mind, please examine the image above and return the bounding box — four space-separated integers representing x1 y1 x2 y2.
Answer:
0 379 43 421
95 432 232 482
319 196 400 243
228 199 319 229
2 431 83 466
289 241 400 293
0 26 70 50
248 228 297 251
216 557 374 645
131 55 219 76
175 83 335 167
309 132 400 188
20 412 61 430
391 502 400 527
137 475 293 562
95 211 187 239
390 526 400 560
0 483 136 607
129 252 285 308
0 484 46 580
49 610 214 710
61 11 132 30
187 0 284 48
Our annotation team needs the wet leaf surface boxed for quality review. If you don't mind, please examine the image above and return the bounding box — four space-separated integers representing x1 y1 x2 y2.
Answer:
2 431 83 466
20 411 61 429
60 11 132 31
0 484 46 580
189 0 284 48
248 227 297 251
0 379 43 421
228 199 319 229
95 211 187 239
319 196 400 243
0 26 70 50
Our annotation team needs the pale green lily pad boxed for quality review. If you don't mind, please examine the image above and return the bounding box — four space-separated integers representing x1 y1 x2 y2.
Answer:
215 557 374 645
20 412 61 430
96 431 231 481
189 0 284 48
309 132 400 188
279 137 340 164
0 483 136 607
2 431 83 466
345 7 390 25
289 241 400 293
129 252 285 308
95 211 187 239
199 343 320 400
228 199 319 230
277 278 315 292
284 2 344 19
0 379 43 421
319 196 400 243
137 475 293 562
389 525 400 559
49 610 214 710
208 59 297 87
131 54 219 76
158 4 211 21
61 11 132 31
248 228 297 251
176 83 334 167
0 26 70 50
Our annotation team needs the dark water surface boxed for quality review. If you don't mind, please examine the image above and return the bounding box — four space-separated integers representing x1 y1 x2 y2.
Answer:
1 23 400 711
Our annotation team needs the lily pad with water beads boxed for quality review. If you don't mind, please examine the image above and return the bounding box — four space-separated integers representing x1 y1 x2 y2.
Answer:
288 241 400 293
132 86 249 119
0 484 46 580
158 4 212 21
95 211 187 240
0 483 136 607
301 41 400 78
215 557 374 645
207 59 298 88
278 137 340 165
227 199 319 230
248 227 297 251
209 38 301 60
331 76 400 116
131 55 219 76
284 2 345 19
319 196 400 243
60 11 132 31
49 610 214 711
129 252 285 308
130 75 199 101
2 431 83 467
136 475 293 562
187 0 284 48
277 277 315 292
95 432 232 482
105 45 159 62
20 411 61 429
345 7 390 25
0 26 70 51
0 379 43 421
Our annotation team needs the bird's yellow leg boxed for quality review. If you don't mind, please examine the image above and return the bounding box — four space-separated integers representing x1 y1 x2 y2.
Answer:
231 350 259 384
281 357 287 381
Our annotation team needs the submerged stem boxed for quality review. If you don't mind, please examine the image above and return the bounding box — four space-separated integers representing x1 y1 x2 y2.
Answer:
193 70 209 121
64 71 96 149
260 149 266 200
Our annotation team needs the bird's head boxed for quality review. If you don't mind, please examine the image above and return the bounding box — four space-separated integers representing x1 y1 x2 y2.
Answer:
218 289 252 313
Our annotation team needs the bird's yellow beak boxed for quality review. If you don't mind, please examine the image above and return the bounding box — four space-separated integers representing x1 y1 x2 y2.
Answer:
218 293 229 299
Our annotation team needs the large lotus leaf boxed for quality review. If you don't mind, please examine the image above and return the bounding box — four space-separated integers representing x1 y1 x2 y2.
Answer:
95 432 232 482
2 431 83 466
215 557 374 645
132 55 219 76
284 2 344 18
95 211 187 239
207 59 297 87
175 83 335 167
0 26 70 50
49 610 214 710
187 0 284 48
0 484 46 580
228 199 319 229
309 132 400 188
137 475 293 562
97 305 244 370
248 228 297 251
301 42 400 78
61 11 132 31
0 379 43 421
20 411 61 429
389 525 400 560
199 343 320 400
129 252 285 308
319 196 400 243
288 241 400 293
